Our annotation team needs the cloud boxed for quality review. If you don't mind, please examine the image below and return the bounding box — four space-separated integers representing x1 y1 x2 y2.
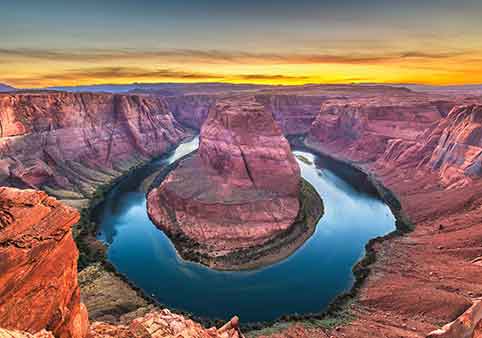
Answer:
399 51 467 59
2 67 226 87
68 67 222 80
0 48 471 65
3 66 313 86
10 67 223 83
237 74 310 81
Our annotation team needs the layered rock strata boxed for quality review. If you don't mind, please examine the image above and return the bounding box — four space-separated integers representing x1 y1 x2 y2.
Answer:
90 310 244 338
0 92 189 207
255 94 327 135
259 103 482 338
165 94 217 130
0 187 88 338
307 96 453 162
147 97 305 269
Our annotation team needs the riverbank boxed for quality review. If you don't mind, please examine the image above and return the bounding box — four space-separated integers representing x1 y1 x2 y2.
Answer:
75 136 199 323
76 136 247 329
75 135 409 333
255 133 482 337
245 137 414 336
148 177 324 271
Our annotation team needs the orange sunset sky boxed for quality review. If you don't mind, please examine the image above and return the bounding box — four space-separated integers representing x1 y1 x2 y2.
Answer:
2 0 482 88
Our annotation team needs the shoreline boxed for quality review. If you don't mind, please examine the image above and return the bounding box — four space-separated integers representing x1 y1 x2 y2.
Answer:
247 136 414 335
75 134 412 333
146 177 324 272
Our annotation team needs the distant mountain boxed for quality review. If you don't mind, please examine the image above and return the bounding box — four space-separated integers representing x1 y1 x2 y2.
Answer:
0 83 16 92
389 83 482 95
46 82 271 95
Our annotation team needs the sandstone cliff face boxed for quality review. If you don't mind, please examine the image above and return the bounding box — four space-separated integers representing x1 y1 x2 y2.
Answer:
0 187 88 338
165 94 217 130
307 97 448 162
198 98 300 196
0 92 189 207
90 310 243 338
147 97 301 267
306 99 482 190
374 104 482 189
255 94 327 135
427 105 482 187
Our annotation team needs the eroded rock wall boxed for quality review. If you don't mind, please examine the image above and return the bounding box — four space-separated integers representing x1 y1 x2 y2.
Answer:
256 94 326 135
0 92 189 207
165 94 217 129
0 187 88 338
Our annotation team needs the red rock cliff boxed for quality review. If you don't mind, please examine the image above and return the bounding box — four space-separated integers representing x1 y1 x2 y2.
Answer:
374 104 482 189
0 92 189 207
426 105 482 187
307 96 448 161
255 94 327 135
165 94 217 129
0 187 88 338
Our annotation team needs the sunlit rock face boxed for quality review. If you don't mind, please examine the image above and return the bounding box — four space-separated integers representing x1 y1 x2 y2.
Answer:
147 97 301 267
425 104 482 188
90 310 243 338
306 96 449 162
0 187 88 338
305 98 482 189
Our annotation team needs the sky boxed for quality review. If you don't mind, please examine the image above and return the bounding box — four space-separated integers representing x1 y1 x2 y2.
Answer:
2 0 482 87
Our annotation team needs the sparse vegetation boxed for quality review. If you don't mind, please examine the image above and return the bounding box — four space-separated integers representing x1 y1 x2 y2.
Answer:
295 154 313 165
74 158 159 270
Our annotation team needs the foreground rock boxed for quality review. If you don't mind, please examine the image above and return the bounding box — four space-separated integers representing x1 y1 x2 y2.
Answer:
0 310 244 338
0 328 54 337
147 97 311 269
0 187 88 338
78 263 154 324
0 187 243 338
90 310 244 338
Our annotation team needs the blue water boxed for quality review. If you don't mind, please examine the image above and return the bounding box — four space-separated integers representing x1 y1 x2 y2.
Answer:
96 137 395 323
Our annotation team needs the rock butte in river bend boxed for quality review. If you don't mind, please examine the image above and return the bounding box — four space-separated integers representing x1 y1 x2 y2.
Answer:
3 84 482 337
147 97 302 267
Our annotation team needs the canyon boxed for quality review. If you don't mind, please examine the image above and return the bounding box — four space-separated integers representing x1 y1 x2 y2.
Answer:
1 84 482 337
0 92 190 208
